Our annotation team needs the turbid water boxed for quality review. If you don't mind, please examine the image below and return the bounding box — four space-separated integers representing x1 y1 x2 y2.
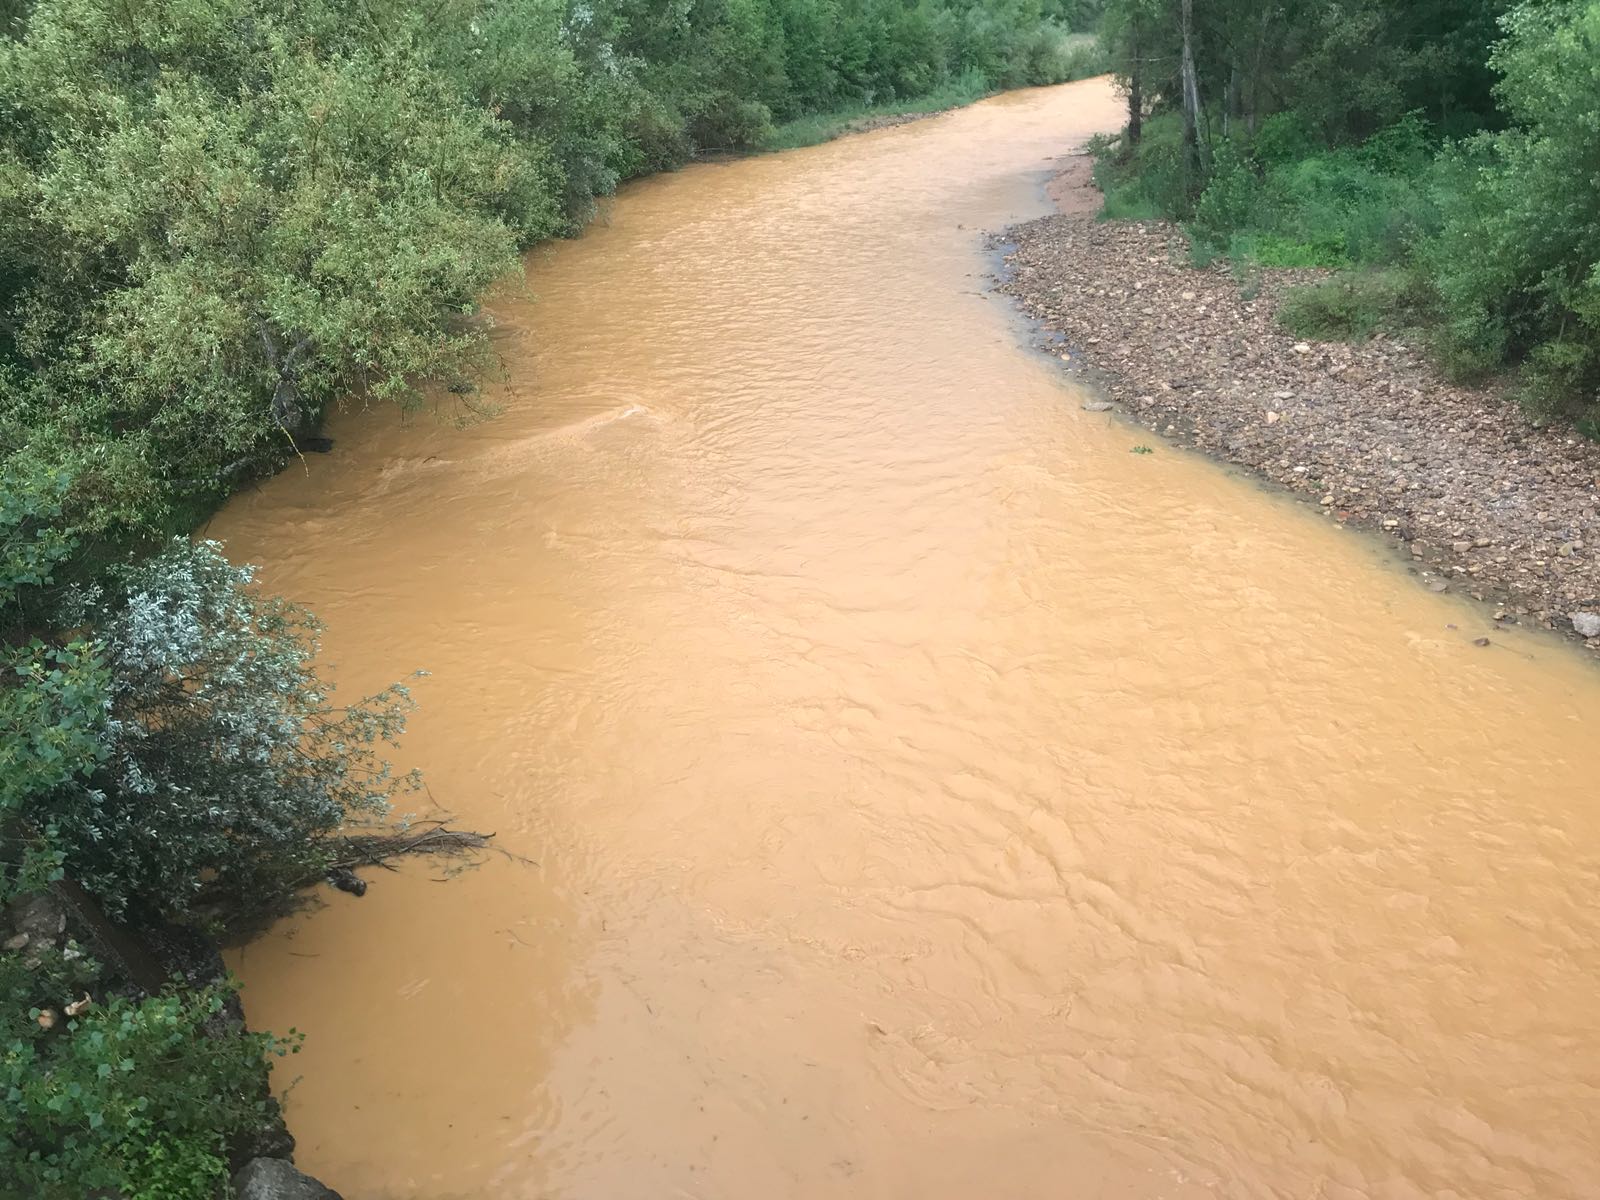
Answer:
219 78 1600 1199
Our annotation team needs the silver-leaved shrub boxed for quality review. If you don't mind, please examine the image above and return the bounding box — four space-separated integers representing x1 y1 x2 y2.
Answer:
37 539 420 927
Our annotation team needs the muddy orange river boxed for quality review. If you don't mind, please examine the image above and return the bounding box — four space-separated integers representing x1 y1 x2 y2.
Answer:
218 78 1600 1198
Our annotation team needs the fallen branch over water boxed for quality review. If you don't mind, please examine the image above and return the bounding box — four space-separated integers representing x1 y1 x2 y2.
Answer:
330 821 496 872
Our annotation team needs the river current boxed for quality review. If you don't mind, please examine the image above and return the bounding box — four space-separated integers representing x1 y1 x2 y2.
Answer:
220 78 1600 1199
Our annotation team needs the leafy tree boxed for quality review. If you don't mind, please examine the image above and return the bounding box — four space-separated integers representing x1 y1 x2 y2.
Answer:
1426 0 1600 420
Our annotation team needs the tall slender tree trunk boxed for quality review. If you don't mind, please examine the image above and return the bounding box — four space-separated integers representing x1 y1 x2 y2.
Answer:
1127 16 1143 146
1247 7 1271 136
1179 0 1205 188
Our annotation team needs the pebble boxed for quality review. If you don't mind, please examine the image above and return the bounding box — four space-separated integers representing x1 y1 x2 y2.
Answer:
997 208 1600 641
1571 611 1600 638
1082 400 1115 412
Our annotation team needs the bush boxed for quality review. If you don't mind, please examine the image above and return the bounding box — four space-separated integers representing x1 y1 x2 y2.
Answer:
1097 112 1437 270
1277 268 1431 341
1094 113 1193 220
0 950 292 1200
1190 138 1259 250
1423 0 1600 421
24 540 421 927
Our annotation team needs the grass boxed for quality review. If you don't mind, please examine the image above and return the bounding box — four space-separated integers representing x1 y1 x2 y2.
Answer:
1276 267 1430 341
1099 184 1161 220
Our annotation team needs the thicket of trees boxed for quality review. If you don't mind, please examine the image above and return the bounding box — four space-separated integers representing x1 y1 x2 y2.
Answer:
1 0 1097 1194
1094 0 1600 428
0 0 1098 567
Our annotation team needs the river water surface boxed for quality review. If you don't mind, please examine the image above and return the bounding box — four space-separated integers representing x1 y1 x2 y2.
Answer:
220 78 1600 1199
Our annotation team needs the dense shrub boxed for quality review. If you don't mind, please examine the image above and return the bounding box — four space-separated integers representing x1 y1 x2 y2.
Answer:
1424 0 1600 420
1178 115 1437 268
1094 113 1191 219
0 950 292 1200
16 540 421 927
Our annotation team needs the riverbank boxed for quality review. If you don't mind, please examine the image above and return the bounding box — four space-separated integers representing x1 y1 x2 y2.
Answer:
998 156 1600 647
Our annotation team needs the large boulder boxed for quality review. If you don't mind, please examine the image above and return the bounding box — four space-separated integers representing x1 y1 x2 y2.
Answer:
232 1158 343 1200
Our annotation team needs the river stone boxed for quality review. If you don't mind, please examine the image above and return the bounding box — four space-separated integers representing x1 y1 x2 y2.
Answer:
1570 611 1600 638
233 1158 344 1200
1081 399 1114 412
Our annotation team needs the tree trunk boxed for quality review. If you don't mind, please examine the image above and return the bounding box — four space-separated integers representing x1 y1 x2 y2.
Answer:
256 318 315 437
1127 17 1143 146
1247 7 1271 136
1179 0 1205 188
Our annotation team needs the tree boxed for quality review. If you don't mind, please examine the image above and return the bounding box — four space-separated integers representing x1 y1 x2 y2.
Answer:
1426 0 1600 419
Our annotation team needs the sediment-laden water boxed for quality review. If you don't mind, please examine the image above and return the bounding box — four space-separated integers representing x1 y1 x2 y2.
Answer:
220 78 1600 1199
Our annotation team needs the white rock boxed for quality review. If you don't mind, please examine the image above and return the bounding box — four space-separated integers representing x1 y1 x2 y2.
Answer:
1570 611 1600 638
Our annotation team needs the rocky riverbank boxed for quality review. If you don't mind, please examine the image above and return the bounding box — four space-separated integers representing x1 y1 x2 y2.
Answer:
4 889 345 1200
997 156 1600 648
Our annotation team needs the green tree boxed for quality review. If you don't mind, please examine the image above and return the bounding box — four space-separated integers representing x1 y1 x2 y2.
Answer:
1426 0 1600 420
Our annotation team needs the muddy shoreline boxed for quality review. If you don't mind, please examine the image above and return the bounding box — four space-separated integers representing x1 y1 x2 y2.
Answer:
996 155 1600 649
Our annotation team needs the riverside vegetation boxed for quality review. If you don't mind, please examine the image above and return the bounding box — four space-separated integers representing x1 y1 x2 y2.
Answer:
1090 0 1600 432
0 0 1104 1194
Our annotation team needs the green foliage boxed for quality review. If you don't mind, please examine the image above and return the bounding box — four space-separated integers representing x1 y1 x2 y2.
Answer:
1097 0 1508 149
1190 138 1256 245
0 640 108 900
23 540 420 927
1423 0 1600 421
1277 269 1430 341
765 68 992 151
0 461 75 614
1093 112 1191 218
0 954 292 1200
0 0 1088 571
1178 119 1437 269
1 0 533 542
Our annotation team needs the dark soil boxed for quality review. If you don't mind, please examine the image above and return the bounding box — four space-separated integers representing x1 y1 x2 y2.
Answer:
995 156 1600 648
